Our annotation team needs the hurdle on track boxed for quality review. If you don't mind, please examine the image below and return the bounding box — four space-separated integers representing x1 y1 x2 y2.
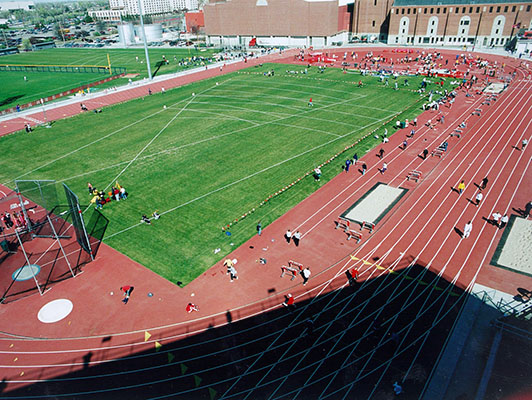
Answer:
280 260 304 280
346 229 362 243
360 221 375 233
432 148 444 158
407 170 422 182
335 217 351 232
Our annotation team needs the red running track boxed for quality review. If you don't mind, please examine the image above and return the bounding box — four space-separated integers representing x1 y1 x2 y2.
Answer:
0 48 530 396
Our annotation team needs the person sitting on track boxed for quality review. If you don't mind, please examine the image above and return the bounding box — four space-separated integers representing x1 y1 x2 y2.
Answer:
80 103 88 111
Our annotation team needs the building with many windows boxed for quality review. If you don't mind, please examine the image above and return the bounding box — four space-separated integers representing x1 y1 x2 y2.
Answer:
388 0 532 48
89 0 199 20
203 0 532 49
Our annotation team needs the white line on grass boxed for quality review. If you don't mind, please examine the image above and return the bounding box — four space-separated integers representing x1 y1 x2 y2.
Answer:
99 83 220 193
104 114 389 240
2 87 212 186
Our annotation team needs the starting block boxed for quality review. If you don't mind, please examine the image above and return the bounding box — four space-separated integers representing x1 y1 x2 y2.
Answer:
347 229 362 243
360 221 375 233
432 148 444 158
407 170 422 182
280 260 303 280
450 130 461 138
472 108 482 116
335 217 350 232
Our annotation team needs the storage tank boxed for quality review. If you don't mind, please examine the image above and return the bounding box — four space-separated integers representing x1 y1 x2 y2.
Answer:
118 23 135 45
142 24 163 43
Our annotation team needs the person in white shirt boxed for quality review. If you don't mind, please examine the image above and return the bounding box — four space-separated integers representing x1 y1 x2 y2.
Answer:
463 221 473 239
302 267 311 286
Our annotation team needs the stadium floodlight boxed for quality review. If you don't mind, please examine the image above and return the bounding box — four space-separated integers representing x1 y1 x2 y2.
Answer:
137 0 152 80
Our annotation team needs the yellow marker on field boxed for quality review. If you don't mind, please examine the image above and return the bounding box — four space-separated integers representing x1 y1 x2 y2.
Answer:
144 331 151 341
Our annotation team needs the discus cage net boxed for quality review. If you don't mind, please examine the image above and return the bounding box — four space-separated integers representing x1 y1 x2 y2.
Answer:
0 180 108 303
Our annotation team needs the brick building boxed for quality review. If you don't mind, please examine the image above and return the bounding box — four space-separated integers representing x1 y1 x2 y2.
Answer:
388 0 532 48
204 0 532 49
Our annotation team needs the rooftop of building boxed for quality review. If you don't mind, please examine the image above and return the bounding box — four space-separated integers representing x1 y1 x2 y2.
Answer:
393 0 529 6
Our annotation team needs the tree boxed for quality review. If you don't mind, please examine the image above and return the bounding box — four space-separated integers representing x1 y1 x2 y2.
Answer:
84 15 93 23
22 38 32 51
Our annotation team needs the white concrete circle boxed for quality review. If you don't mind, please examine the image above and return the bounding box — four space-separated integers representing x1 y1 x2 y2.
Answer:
38 299 73 323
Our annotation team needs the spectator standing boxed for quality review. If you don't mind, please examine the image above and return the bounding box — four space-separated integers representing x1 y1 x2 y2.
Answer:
500 214 509 229
314 167 321 181
474 192 483 207
480 177 489 190
457 180 466 195
345 159 351 172
285 229 292 244
228 265 238 282
282 294 295 308
293 231 301 247
256 221 262 236
362 163 367 175
525 201 532 218
302 267 311 285
353 153 358 164
120 286 134 304
463 221 473 239
492 212 502 227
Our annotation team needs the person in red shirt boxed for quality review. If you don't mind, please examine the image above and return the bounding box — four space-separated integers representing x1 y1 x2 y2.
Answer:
282 294 295 308
308 98 313 107
120 286 134 304
186 303 199 313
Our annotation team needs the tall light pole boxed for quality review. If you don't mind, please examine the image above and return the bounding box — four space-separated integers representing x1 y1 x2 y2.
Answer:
137 0 152 80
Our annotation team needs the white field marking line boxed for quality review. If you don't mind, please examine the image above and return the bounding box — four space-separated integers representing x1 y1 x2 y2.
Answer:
99 84 219 193
344 84 531 273
221 249 391 400
294 92 486 238
271 249 398 400
465 148 532 291
362 116 531 393
104 94 381 238
387 104 532 385
2 94 196 186
187 99 385 126
405 155 532 391
169 108 260 126
211 87 341 104
402 139 532 387
282 84 529 352
219 81 364 102
201 91 388 120
269 122 341 137
197 93 319 112
180 101 288 118
231 75 371 96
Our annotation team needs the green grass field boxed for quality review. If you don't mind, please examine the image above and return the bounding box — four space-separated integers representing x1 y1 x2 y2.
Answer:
0 47 219 110
0 63 437 285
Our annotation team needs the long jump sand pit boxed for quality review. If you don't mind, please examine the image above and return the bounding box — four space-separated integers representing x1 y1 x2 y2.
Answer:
341 183 407 226
492 215 532 277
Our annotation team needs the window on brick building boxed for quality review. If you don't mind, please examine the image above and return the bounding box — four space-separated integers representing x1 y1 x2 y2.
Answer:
401 8 404 14
469 7 472 13
489 7 493 12
443 8 446 14
527 5 531 12
372 20 375 27
407 8 410 14
496 6 500 12
512 6 516 12
504 6 508 12
462 7 465 13
476 7 480 13
413 9 416 14
437 8 440 14
424 8 427 14
374 0 377 6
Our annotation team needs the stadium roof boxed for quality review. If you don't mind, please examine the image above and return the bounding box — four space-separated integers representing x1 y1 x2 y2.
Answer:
393 0 525 6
